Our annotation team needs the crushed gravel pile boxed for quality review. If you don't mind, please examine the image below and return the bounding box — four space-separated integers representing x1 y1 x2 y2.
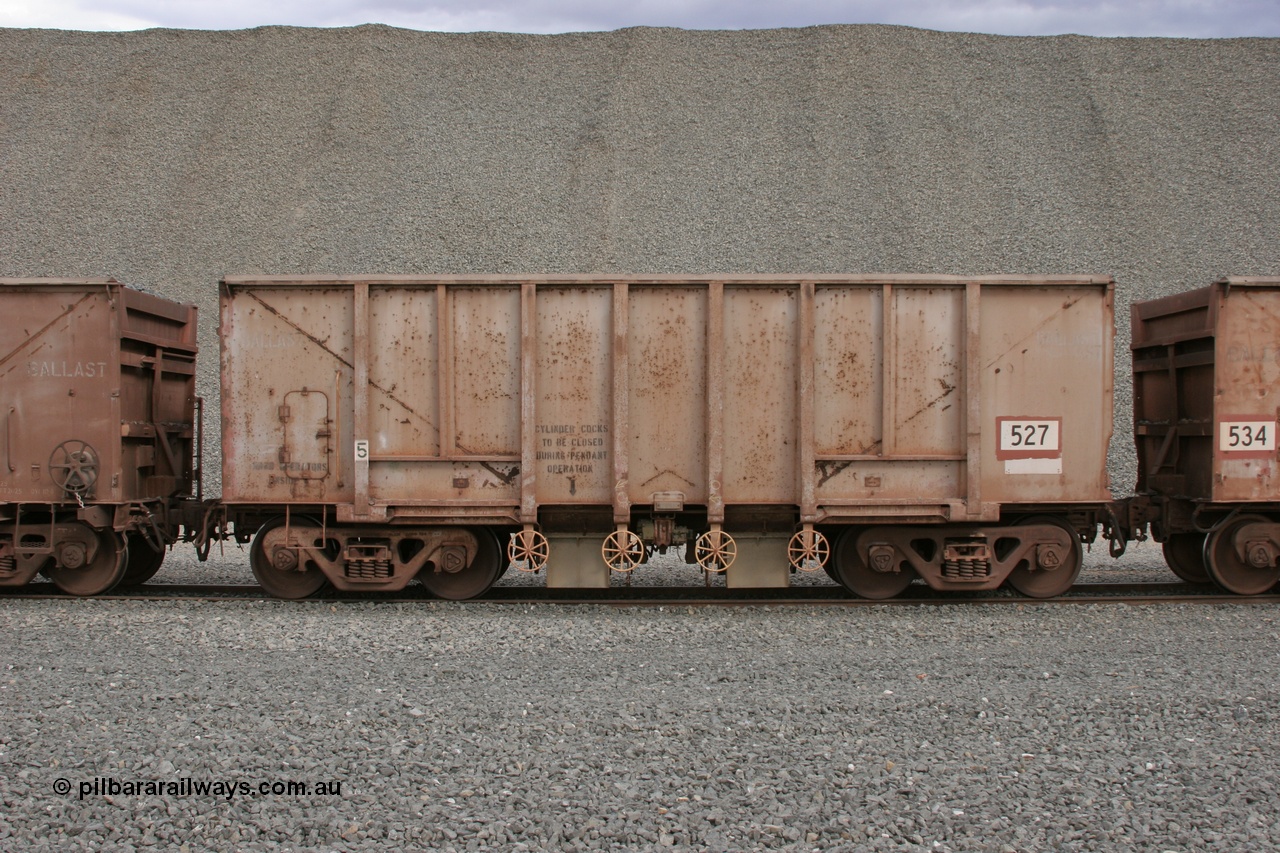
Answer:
3 598 1280 851
3 25 1279 490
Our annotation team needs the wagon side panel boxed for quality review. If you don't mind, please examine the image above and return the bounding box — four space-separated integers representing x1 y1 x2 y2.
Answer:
534 286 613 506
627 286 708 507
220 284 353 505
1212 282 1280 503
367 286 441 461
979 284 1113 504
722 286 798 503
812 282 964 510
450 286 522 460
890 286 964 458
813 285 882 458
0 284 121 504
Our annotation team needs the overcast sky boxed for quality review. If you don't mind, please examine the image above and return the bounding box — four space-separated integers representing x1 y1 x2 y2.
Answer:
1 0 1276 38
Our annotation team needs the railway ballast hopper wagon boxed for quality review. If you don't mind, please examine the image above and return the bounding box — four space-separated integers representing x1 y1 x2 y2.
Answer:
1133 277 1280 593
219 274 1116 600
0 279 199 594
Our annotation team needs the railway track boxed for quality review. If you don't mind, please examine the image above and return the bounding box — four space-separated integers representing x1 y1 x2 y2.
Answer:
3 581 1280 606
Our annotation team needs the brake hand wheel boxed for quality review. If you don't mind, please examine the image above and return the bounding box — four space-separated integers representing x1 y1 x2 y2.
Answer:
508 528 550 573
787 529 830 572
49 440 99 497
695 529 737 573
602 529 645 572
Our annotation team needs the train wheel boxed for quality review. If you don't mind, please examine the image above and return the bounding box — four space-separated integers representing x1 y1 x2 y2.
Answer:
1006 516 1083 599
495 529 514 579
119 533 166 586
49 528 127 596
250 516 328 600
831 528 915 599
421 528 502 600
820 529 840 582
1203 515 1280 595
1161 532 1210 583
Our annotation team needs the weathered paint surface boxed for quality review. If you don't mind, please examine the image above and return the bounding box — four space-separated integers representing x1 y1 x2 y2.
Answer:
220 275 1114 527
978 285 1113 503
1133 278 1280 505
628 287 707 506
1214 284 1280 502
0 279 197 505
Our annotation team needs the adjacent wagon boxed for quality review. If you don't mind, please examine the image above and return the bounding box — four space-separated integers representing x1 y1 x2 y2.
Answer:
0 278 199 594
1132 277 1280 593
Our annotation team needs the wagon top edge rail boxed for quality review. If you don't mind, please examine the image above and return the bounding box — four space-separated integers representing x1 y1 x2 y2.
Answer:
219 273 1117 288
0 277 123 286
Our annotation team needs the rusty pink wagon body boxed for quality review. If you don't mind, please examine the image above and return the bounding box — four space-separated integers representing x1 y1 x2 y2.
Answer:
1132 277 1280 593
220 274 1115 599
0 278 198 594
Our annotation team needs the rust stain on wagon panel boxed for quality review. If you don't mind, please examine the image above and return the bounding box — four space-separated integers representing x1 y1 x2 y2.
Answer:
894 379 958 431
629 287 707 502
0 292 97 377
245 290 440 437
814 285 883 455
536 287 612 503
453 287 521 455
982 294 1086 371
891 287 963 456
722 287 797 499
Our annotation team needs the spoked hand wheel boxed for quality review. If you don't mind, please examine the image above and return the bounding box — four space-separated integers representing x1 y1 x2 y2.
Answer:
508 528 549 573
695 529 737 573
49 440 99 497
602 529 644 572
787 529 830 572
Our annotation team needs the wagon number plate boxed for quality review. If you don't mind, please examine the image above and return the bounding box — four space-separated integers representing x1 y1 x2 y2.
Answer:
997 418 1061 458
997 417 1062 474
1219 420 1276 454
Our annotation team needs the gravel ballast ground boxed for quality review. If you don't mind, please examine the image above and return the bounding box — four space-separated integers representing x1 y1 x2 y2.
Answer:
3 595 1280 852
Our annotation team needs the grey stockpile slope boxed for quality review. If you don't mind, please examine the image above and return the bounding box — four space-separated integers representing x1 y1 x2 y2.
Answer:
3 24 1279 486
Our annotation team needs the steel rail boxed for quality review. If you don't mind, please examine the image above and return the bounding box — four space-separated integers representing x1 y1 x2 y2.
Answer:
3 581 1280 606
